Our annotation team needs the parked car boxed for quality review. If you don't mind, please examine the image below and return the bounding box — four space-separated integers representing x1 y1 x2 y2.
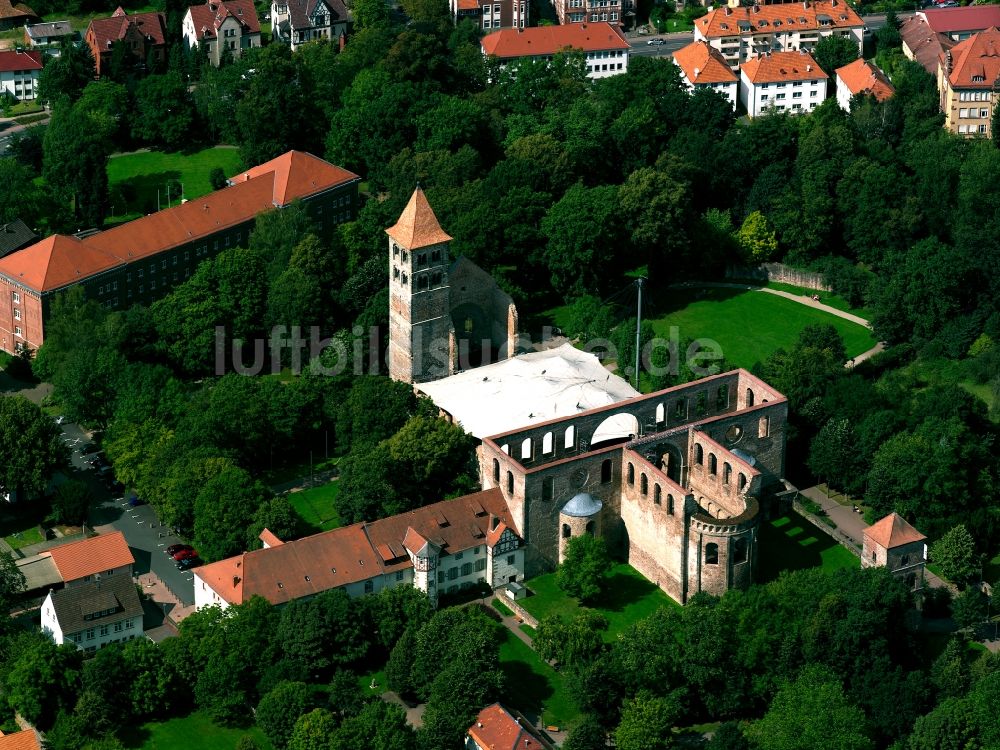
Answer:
81 444 102 456
166 544 192 556
128 496 146 507
647 38 665 45
173 548 198 561
54 415 66 425
176 557 202 570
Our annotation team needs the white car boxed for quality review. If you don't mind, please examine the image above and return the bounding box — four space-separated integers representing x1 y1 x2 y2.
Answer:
647 38 666 46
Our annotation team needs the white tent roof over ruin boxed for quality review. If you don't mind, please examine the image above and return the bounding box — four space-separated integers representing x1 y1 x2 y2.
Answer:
417 342 639 440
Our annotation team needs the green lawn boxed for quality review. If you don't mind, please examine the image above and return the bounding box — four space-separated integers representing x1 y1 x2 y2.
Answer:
288 481 342 532
0 505 47 551
358 668 387 697
119 711 273 750
106 147 244 226
520 563 680 641
646 287 876 370
756 512 859 583
498 629 579 728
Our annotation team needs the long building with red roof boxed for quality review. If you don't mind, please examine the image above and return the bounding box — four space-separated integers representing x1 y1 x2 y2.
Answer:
739 50 828 117
0 150 359 356
481 22 630 79
938 26 1000 138
694 0 863 70
0 48 41 102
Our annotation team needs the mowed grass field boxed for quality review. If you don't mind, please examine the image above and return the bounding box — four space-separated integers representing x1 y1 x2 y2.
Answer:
647 287 877 370
106 147 245 225
520 563 680 641
499 628 580 728
120 711 273 750
756 512 859 583
287 481 342 532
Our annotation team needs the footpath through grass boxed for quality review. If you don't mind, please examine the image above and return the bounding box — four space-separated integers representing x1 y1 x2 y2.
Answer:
119 711 273 750
288 481 342 533
647 287 876 370
106 147 244 225
520 563 680 641
756 512 858 583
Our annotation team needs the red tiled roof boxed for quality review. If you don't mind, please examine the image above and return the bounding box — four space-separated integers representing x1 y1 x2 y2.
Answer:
901 14 956 75
0 49 42 72
0 151 359 294
0 729 42 750
835 58 894 101
196 488 518 605
740 51 828 83
385 187 453 250
87 7 167 50
48 531 134 583
673 40 737 85
258 528 284 547
186 0 260 41
481 22 629 58
468 704 553 750
921 5 1000 34
947 26 1000 88
0 0 36 22
695 0 862 39
865 512 926 549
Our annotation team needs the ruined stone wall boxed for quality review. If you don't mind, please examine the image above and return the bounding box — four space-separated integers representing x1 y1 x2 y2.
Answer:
686 504 758 598
686 431 761 519
448 257 517 357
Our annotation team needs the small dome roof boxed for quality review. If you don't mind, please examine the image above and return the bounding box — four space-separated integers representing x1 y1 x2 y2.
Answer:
561 493 603 518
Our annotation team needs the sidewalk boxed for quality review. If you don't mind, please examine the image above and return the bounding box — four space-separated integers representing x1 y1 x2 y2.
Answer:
271 468 338 494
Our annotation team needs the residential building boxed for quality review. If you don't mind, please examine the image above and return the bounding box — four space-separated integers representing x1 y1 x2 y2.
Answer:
85 7 168 78
449 0 528 31
481 22 630 80
466 704 555 750
0 220 38 260
0 0 37 31
0 49 41 102
270 0 349 50
0 729 42 750
551 0 630 26
915 5 1000 42
673 40 739 110
739 50 828 117
23 20 75 47
693 1 863 69
182 0 261 65
41 575 144 652
862 512 926 591
47 531 134 587
0 151 360 355
937 26 1000 138
194 489 524 610
901 14 956 75
834 57 894 111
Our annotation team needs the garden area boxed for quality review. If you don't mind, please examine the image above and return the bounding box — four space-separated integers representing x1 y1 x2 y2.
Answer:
498 628 579 728
106 147 244 226
519 562 680 641
119 711 273 750
756 511 859 583
645 287 877 370
287 481 342 533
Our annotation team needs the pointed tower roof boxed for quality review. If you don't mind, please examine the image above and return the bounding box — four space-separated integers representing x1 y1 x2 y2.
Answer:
386 187 452 250
864 512 926 549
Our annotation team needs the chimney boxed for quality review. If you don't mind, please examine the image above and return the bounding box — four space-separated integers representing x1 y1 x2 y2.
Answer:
752 4 759 12
803 0 809 7
806 64 812 71
694 67 701 77
724 6 731 14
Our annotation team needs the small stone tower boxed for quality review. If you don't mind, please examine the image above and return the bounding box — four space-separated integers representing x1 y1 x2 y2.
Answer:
386 187 455 384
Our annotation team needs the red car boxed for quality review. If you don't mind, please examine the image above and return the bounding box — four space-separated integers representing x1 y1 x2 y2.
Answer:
172 548 198 561
166 544 191 556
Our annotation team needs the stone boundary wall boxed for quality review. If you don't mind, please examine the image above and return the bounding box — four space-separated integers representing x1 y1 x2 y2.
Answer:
792 498 862 558
726 263 831 292
495 589 540 628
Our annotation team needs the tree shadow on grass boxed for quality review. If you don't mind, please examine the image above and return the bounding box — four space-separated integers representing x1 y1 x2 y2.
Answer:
117 724 152 749
500 657 554 725
756 512 844 583
111 170 183 216
595 570 659 613
647 285 749 317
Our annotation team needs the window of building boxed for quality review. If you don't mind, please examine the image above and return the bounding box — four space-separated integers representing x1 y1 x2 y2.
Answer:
520 437 532 460
542 477 554 502
601 459 612 484
564 425 575 450
86 628 95 640
447 567 458 580
542 431 554 455
461 562 473 577
475 558 486 572
694 444 704 465
100 625 109 636
733 538 748 564
759 415 770 438
640 473 648 495
708 453 717 475
493 458 500 482
507 555 515 565
364 580 373 593
13 309 20 320
14 326 21 337
506 471 514 495
653 484 661 505
12 291 21 304
627 462 635 485
705 543 719 565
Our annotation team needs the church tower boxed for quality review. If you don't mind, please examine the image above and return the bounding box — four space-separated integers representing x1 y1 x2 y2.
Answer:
386 187 455 384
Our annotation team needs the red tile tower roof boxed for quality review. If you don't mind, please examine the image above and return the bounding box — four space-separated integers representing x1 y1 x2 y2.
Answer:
694 0 863 39
673 40 738 85
186 0 260 41
946 26 1000 89
0 49 42 72
864 512 926 550
385 186 453 250
48 531 134 584
835 58 894 101
740 50 828 83
481 22 629 59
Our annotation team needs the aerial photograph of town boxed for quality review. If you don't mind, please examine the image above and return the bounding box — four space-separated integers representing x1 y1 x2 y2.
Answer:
0 0 997 747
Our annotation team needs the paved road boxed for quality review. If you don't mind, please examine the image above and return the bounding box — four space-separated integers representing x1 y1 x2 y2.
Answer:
0 114 49 156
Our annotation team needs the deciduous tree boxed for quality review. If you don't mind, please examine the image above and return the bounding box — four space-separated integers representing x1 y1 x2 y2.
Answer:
0 396 65 498
931 525 980 587
557 535 612 605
